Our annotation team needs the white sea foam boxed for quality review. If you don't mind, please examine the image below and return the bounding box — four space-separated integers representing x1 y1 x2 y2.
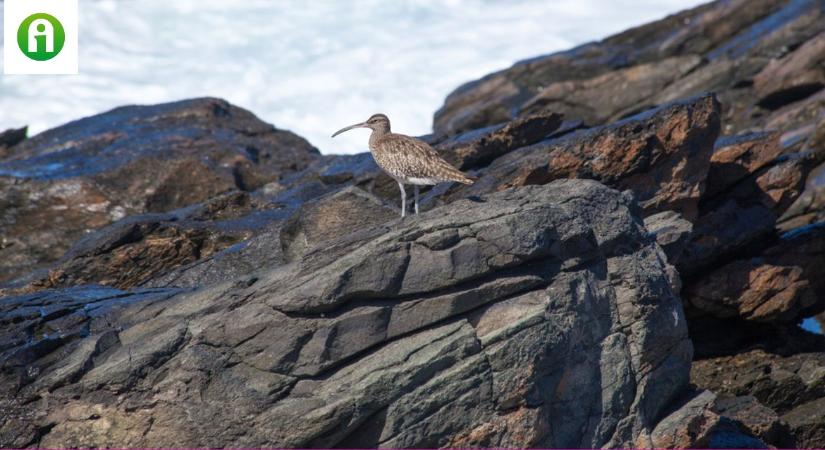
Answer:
0 0 704 154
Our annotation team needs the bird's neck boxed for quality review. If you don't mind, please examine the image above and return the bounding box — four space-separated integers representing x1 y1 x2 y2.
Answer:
369 127 390 149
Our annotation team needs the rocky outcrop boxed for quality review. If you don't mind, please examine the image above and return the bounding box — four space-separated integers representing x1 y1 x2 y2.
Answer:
432 0 825 327
3 0 825 447
0 98 319 284
0 180 693 448
437 94 721 221
704 132 784 199
432 0 823 137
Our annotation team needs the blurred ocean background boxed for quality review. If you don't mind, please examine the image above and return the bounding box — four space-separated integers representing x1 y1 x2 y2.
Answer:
3 0 703 153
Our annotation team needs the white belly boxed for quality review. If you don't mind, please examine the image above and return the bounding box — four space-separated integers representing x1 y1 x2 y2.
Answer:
403 177 439 185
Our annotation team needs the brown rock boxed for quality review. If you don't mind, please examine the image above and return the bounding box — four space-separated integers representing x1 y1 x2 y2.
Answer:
651 391 722 448
681 149 821 281
653 57 765 107
754 31 825 110
0 177 114 285
28 225 238 292
435 111 563 170
4 184 403 295
680 139 821 276
444 94 721 221
131 157 236 213
747 154 812 213
762 88 825 141
705 132 783 199
686 260 810 322
684 222 825 323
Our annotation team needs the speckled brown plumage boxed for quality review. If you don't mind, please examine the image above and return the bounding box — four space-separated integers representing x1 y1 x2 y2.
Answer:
332 113 475 217
370 133 475 185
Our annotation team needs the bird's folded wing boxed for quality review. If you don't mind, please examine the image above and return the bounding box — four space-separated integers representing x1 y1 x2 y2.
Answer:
384 135 473 183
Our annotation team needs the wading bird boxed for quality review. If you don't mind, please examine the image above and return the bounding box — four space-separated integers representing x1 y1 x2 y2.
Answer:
332 114 475 217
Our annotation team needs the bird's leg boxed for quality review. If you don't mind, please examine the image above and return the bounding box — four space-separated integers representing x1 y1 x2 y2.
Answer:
398 181 406 218
414 185 420 215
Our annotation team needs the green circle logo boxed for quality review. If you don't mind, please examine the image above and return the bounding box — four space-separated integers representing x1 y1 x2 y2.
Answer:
17 13 66 61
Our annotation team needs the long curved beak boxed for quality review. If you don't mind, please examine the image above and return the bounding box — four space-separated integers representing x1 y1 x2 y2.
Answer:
331 122 367 138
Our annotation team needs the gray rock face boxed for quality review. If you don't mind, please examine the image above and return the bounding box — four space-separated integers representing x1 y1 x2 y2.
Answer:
783 396 825 448
644 211 693 265
0 180 692 448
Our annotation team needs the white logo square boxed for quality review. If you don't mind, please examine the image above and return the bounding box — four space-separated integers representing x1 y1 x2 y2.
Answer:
3 0 78 75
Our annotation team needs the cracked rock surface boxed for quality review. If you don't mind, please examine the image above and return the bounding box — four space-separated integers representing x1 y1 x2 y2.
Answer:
0 180 692 448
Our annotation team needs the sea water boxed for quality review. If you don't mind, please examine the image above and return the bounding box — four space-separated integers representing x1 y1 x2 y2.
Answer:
0 0 703 154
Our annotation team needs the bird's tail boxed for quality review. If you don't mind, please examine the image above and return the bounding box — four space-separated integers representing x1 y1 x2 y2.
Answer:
457 173 477 185
448 169 476 185
436 158 476 185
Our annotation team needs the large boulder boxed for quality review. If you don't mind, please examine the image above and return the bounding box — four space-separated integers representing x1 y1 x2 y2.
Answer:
0 98 319 284
0 180 693 448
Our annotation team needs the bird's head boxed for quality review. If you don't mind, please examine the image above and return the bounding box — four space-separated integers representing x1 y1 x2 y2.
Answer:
332 113 391 137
